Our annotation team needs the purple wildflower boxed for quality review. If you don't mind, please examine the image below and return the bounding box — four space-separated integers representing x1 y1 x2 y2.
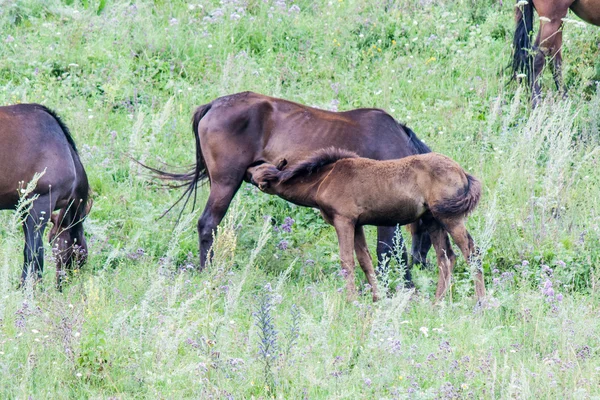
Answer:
278 239 289 250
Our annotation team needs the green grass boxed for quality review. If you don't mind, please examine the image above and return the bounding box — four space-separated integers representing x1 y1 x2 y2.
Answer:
1 0 600 397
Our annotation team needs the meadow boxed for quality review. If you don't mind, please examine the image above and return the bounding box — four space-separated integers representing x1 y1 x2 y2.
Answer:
1 0 600 398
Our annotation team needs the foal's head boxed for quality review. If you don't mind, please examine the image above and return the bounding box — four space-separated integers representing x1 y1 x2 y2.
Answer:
246 161 285 194
49 198 93 284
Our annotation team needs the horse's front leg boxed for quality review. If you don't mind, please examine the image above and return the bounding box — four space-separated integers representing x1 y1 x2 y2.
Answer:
333 216 358 301
376 226 411 285
21 194 52 285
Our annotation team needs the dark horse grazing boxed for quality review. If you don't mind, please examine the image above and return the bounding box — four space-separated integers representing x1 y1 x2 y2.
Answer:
153 92 432 283
512 0 600 105
247 148 485 302
0 104 92 287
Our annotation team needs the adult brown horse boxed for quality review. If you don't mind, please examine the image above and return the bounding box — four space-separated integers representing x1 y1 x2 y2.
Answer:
512 0 600 105
247 148 485 302
0 104 92 287
153 91 432 283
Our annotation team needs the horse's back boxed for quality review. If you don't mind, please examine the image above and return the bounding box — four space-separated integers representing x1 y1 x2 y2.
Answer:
0 104 78 209
196 92 419 166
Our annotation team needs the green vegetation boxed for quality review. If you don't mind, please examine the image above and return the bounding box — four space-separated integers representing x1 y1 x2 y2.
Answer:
1 0 600 397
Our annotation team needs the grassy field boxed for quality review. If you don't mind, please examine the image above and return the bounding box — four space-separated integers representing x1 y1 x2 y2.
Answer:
1 0 600 398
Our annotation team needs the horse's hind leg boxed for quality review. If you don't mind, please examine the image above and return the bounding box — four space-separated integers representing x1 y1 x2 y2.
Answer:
376 226 411 286
21 194 52 285
198 181 242 270
533 19 564 104
354 226 379 301
443 219 486 300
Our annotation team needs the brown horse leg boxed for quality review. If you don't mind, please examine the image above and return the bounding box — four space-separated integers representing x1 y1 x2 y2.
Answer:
408 220 432 269
424 219 456 301
444 219 486 300
354 225 379 301
532 20 564 105
376 226 412 287
550 29 565 95
197 181 242 270
21 194 52 285
333 216 358 301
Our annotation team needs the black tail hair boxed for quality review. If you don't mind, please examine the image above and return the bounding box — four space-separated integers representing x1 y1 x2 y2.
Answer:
511 0 534 86
432 174 482 217
140 103 211 220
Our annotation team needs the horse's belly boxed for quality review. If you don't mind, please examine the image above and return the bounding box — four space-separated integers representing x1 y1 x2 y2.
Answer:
357 199 425 227
570 0 600 26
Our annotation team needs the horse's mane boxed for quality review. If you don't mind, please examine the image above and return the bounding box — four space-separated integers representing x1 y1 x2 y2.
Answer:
278 147 359 183
35 104 79 154
34 104 90 221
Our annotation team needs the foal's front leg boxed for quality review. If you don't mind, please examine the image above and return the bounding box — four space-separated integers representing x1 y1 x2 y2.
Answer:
332 216 358 301
354 226 379 302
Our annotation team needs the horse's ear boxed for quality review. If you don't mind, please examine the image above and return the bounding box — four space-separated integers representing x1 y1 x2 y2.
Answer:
84 198 93 216
48 208 66 241
276 158 288 170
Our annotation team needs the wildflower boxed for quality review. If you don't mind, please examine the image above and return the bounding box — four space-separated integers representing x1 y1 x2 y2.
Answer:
289 5 300 14
426 57 436 64
419 326 429 337
281 217 295 232
277 239 289 250
364 378 372 387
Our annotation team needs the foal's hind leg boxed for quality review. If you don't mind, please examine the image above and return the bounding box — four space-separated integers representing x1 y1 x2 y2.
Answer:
354 226 379 301
443 218 486 300
426 220 456 301
21 194 53 285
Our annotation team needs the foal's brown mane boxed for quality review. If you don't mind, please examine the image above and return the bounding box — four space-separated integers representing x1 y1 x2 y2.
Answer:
278 147 359 183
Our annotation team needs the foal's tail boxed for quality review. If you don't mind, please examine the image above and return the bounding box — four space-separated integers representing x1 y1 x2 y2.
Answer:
141 103 211 218
511 0 534 85
433 174 481 217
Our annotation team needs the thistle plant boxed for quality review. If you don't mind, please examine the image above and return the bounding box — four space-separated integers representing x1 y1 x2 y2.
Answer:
254 283 278 390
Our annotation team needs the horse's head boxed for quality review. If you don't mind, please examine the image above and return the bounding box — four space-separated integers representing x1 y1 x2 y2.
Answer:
49 198 93 284
246 161 285 194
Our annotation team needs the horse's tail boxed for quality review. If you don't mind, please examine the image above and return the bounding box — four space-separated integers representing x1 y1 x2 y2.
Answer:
512 0 534 85
142 103 211 218
403 124 431 154
433 174 481 217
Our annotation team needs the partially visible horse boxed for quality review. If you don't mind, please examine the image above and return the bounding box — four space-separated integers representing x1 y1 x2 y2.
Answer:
150 92 432 283
0 104 92 287
512 0 600 105
247 148 485 302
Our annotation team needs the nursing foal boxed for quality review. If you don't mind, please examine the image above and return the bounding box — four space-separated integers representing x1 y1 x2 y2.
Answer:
247 148 485 302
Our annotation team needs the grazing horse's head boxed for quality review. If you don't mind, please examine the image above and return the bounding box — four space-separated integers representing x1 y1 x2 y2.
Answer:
246 161 285 193
49 198 93 284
